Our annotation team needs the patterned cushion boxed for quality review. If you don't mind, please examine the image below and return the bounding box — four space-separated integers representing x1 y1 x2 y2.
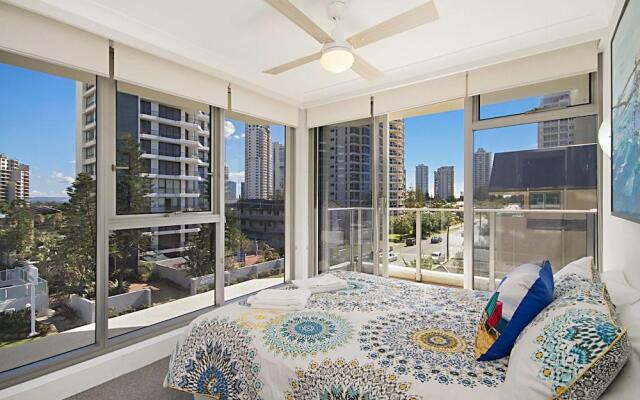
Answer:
502 278 630 400
554 256 596 283
475 261 554 361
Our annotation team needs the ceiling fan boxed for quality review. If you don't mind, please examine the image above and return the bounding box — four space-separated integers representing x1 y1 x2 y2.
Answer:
263 0 440 81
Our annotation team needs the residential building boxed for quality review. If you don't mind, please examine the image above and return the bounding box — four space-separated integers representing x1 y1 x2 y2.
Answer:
537 93 598 148
0 154 30 204
230 199 286 251
415 164 429 198
473 148 493 198
224 163 237 203
323 124 371 207
434 166 454 200
388 119 405 207
273 141 285 198
76 82 97 177
245 125 273 199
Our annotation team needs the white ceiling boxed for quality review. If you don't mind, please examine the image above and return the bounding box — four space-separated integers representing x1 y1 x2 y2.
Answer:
9 0 617 107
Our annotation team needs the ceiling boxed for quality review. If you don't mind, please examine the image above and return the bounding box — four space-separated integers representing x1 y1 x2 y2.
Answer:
9 0 617 107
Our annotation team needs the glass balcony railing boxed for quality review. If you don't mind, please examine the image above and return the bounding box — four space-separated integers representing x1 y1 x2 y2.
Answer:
321 207 597 289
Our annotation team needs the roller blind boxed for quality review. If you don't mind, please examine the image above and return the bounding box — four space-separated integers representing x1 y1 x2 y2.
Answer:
307 95 371 128
468 41 598 96
230 84 299 127
0 3 109 77
374 73 466 116
113 43 228 109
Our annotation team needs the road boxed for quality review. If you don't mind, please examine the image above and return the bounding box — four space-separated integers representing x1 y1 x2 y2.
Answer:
390 225 464 272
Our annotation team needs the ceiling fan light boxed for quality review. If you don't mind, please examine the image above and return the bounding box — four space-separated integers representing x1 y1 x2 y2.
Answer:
320 44 354 73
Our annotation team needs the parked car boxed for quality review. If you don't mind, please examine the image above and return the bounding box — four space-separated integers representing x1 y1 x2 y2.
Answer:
431 251 445 264
430 236 443 244
388 252 398 262
405 238 416 246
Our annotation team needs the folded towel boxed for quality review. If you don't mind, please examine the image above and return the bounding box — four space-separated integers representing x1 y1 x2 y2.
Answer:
246 298 306 311
293 274 348 294
252 288 311 303
246 287 311 311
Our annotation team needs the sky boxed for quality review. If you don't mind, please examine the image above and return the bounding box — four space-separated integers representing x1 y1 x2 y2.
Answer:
404 97 539 197
0 60 540 200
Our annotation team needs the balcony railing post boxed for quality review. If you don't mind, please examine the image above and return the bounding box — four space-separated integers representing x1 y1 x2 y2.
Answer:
489 211 496 291
357 208 363 273
415 211 422 282
349 209 355 272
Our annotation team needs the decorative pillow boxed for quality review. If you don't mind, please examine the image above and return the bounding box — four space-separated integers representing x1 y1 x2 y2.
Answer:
475 261 554 361
502 278 630 400
554 256 595 283
601 269 640 307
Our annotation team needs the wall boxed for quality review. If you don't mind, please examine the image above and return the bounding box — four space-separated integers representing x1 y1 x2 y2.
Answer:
601 0 640 289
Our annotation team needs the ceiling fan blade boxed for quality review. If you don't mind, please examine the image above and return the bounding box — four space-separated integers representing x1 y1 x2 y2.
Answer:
265 0 334 44
351 54 384 81
264 51 322 75
347 1 439 49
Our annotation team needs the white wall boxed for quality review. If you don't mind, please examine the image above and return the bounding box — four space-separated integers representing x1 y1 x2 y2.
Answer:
601 0 640 289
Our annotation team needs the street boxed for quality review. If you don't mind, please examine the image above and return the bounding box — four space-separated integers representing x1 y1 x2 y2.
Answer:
390 224 464 273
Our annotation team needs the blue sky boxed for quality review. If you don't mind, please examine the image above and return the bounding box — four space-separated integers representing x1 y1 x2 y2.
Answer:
0 61 540 199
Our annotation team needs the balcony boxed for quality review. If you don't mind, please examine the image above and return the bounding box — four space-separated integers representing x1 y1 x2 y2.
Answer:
320 207 596 289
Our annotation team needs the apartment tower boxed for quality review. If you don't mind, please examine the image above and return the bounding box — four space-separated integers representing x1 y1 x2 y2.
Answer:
537 92 597 148
434 166 455 200
473 148 493 198
388 119 405 208
0 154 30 204
273 141 285 198
245 125 273 200
415 164 429 198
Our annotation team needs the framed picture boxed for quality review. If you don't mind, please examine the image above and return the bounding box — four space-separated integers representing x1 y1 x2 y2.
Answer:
611 0 640 223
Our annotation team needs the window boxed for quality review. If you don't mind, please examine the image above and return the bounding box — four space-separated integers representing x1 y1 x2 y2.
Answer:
479 75 592 120
158 104 181 121
530 192 561 209
0 62 97 373
224 117 286 300
116 86 211 215
107 223 215 338
158 123 181 139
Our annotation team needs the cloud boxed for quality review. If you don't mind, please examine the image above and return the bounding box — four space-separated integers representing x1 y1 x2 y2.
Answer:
228 171 245 182
224 120 236 138
69 160 76 165
50 171 74 185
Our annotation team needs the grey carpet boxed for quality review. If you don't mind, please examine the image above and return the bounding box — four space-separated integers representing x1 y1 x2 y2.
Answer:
66 357 191 400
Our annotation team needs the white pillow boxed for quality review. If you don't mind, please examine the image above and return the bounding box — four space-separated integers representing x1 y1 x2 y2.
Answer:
554 256 594 281
601 269 640 308
600 301 640 400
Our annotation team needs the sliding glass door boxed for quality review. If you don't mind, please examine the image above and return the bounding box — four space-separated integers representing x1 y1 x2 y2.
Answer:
316 117 387 275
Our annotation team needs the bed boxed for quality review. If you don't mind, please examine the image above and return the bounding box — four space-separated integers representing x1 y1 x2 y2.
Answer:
164 271 510 399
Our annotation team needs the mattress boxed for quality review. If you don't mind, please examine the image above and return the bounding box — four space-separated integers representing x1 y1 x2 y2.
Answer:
164 271 509 399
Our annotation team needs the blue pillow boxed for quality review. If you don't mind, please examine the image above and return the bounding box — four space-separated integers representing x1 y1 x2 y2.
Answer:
475 260 554 361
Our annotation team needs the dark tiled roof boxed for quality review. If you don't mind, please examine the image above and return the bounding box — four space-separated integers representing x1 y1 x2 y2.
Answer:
489 144 597 191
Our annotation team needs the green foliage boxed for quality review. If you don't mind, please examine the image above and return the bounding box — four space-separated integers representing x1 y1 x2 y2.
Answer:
404 190 425 208
401 256 434 271
260 243 280 262
225 215 250 257
183 225 216 277
116 134 152 215
3 200 34 262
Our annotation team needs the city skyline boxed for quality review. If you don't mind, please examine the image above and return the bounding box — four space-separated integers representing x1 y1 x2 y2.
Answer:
2 61 546 201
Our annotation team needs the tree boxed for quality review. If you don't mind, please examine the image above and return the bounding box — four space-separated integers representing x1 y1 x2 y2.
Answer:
116 134 152 214
224 215 250 257
260 243 280 262
111 134 153 290
183 225 215 277
5 199 34 261
404 190 425 208
50 173 98 297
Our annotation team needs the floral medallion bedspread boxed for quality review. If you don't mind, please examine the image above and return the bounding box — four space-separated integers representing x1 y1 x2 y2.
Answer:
164 271 509 399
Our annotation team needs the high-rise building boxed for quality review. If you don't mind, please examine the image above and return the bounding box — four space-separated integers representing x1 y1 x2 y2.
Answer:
473 148 493 198
415 164 429 198
434 166 454 200
388 119 405 208
537 93 597 148
323 124 372 207
0 154 30 204
273 142 285 198
76 82 97 177
224 163 237 203
77 88 211 256
245 125 273 199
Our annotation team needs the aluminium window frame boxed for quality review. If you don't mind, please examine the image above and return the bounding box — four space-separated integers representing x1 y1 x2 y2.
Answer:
464 72 601 290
